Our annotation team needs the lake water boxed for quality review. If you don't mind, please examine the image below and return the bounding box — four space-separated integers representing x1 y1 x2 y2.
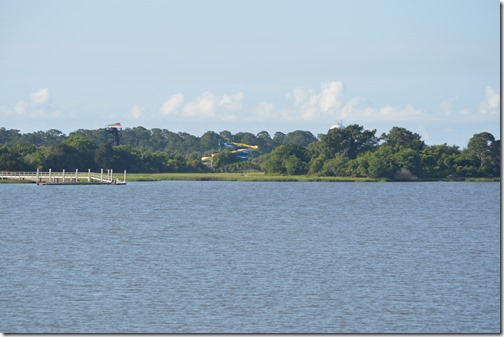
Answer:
0 181 500 333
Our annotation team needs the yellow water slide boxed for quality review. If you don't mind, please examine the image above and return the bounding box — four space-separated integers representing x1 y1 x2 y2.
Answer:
228 142 259 149
201 152 220 162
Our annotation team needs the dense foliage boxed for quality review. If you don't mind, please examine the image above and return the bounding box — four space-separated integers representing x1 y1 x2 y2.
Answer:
0 125 500 180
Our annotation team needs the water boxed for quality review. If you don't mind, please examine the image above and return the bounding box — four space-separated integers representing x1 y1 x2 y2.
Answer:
0 181 500 333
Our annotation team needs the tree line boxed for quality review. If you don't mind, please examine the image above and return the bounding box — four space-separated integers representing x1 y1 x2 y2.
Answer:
0 125 500 180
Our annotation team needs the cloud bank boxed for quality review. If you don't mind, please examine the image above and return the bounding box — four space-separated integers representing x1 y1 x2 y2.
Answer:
284 81 344 120
159 91 244 121
13 88 56 117
479 86 500 114
13 83 494 130
155 82 499 126
130 104 144 119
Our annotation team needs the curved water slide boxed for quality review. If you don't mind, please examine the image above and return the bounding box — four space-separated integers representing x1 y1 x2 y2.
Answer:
201 152 220 162
226 142 259 149
201 148 251 162
202 142 259 164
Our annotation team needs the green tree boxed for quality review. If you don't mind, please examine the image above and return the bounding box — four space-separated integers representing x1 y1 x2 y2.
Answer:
121 126 152 148
380 127 425 151
110 145 141 172
466 132 495 168
233 132 259 147
63 135 99 170
139 151 171 173
163 131 185 154
453 152 479 177
178 132 201 153
95 144 115 169
213 150 240 168
283 130 317 147
12 143 39 170
42 143 79 171
0 145 26 170
284 155 307 175
200 131 222 152
149 128 169 151
256 131 274 153
392 148 421 179
263 144 309 175
420 144 460 178
318 124 378 159
320 154 350 176
273 132 286 147
358 146 397 178
0 128 22 145
69 129 106 146
219 130 233 141
488 140 501 176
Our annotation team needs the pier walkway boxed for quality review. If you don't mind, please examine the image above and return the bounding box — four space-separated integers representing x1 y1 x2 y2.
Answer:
0 169 127 185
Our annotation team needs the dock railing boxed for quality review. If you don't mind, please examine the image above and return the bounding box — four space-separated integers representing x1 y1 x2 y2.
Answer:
0 169 127 185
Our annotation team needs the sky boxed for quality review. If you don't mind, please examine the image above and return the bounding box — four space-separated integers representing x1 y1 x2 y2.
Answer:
0 0 500 147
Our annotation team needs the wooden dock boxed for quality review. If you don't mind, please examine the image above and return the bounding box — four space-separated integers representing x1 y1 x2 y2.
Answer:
0 169 127 185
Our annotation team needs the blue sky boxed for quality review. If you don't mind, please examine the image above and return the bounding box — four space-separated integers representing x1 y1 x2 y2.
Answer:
0 0 500 147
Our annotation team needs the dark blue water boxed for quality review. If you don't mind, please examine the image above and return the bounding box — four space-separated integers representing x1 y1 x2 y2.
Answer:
0 181 500 333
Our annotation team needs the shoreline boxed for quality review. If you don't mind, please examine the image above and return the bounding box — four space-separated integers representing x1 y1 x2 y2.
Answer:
0 172 499 184
120 172 500 183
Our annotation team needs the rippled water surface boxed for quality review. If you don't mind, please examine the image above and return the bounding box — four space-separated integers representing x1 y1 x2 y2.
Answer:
0 181 500 333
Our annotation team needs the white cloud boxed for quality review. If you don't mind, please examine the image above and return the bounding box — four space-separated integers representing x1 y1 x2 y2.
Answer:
160 91 244 120
341 101 425 121
291 88 307 105
438 86 499 121
11 88 56 117
440 98 456 116
339 97 364 119
479 86 500 114
219 92 244 111
284 81 425 122
256 101 274 120
183 91 217 117
160 93 184 115
15 100 27 114
287 81 344 120
30 88 49 105
130 104 144 119
319 81 343 112
261 81 427 123
485 86 500 109
155 82 497 130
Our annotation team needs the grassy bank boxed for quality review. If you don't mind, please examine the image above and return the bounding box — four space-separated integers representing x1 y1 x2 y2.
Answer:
1 172 499 183
0 179 34 184
125 172 386 182
123 172 500 182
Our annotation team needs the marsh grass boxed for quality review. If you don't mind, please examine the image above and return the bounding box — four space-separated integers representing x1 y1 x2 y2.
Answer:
0 179 34 184
123 172 383 182
120 172 499 183
1 172 497 183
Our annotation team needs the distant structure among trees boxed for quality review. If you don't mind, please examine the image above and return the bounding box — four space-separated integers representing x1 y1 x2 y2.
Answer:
105 122 122 146
0 124 500 180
